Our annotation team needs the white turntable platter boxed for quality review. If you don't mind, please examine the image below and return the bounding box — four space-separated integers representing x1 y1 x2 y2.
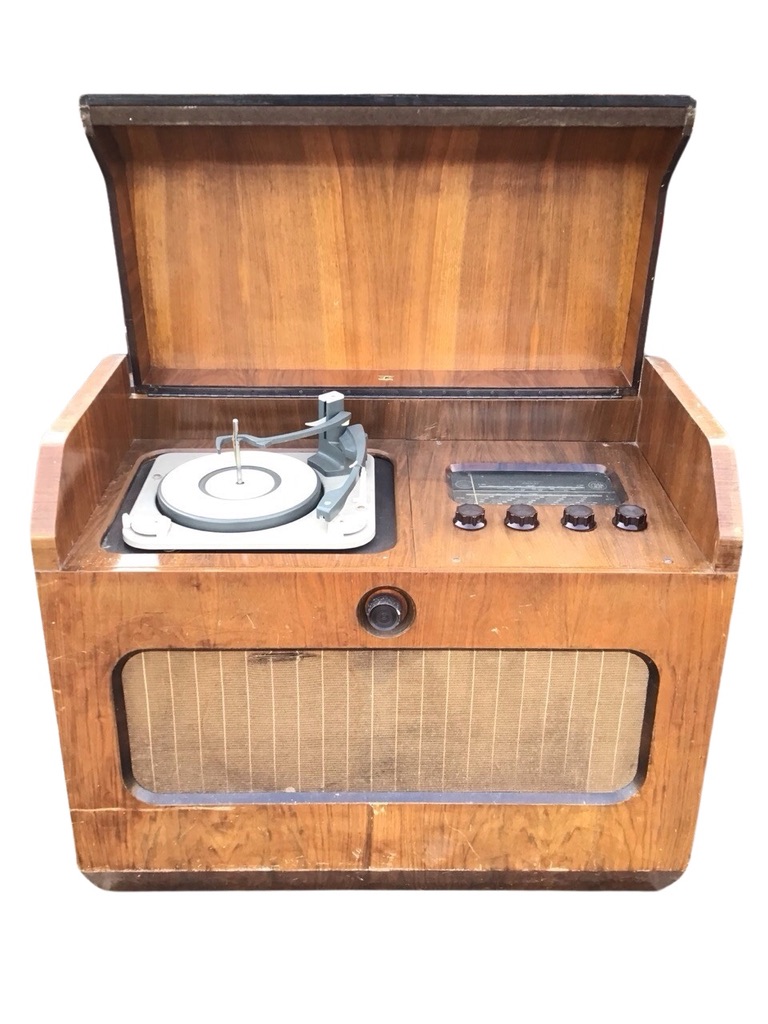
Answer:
157 451 322 532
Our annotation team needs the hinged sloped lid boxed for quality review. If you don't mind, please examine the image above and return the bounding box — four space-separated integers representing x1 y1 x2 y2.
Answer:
82 94 694 396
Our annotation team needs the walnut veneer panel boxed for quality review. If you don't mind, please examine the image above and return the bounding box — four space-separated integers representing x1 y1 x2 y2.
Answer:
99 124 681 388
31 357 132 569
64 438 703 573
143 367 632 391
129 391 641 442
407 439 706 571
638 358 742 571
39 569 735 882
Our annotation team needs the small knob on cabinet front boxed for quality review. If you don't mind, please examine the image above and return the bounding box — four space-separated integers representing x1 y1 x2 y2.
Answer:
561 503 596 532
612 503 648 532
359 588 413 637
453 503 487 530
504 503 539 531
364 592 406 633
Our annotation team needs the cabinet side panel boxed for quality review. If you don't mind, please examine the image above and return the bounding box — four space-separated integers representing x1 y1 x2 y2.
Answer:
32 356 132 569
637 357 742 570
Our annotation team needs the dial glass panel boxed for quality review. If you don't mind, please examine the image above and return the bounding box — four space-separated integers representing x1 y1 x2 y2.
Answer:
447 462 626 506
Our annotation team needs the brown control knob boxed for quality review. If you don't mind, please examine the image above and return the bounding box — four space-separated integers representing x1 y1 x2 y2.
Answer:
612 503 648 532
504 503 539 531
453 503 486 530
561 503 596 532
364 592 406 632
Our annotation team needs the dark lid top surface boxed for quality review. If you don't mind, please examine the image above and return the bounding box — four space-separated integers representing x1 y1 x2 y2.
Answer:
82 94 694 395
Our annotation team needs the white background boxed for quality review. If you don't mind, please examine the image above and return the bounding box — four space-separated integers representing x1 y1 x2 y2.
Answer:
2 2 764 1020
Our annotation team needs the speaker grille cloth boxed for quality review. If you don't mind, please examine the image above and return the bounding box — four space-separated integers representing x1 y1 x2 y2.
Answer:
119 649 649 797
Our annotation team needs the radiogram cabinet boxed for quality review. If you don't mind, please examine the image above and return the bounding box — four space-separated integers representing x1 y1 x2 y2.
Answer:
32 95 741 889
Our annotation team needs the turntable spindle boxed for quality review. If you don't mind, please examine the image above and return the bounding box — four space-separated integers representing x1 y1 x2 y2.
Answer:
232 418 243 485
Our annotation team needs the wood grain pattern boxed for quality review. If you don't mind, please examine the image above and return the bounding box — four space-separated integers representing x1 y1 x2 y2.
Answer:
38 567 735 884
33 356 734 579
31 356 131 569
90 123 683 391
32 351 740 888
129 389 641 442
32 94 742 889
638 358 742 571
142 367 632 392
86 132 150 379
33 94 741 888
63 437 706 573
407 439 707 572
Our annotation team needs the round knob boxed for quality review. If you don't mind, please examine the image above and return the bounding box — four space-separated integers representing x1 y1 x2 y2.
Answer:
364 591 407 633
504 503 539 531
453 503 486 530
561 503 596 532
612 503 648 532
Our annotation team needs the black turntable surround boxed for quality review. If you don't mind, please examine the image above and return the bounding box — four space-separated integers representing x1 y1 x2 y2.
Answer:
32 95 741 890
103 451 397 555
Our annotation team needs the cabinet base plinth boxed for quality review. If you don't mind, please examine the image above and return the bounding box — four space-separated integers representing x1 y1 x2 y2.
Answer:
84 868 683 892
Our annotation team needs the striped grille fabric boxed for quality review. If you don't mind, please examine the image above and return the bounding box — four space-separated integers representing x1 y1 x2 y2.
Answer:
118 649 650 798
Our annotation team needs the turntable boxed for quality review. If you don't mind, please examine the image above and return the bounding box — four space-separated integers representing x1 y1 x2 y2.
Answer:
119 391 379 551
32 94 741 891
